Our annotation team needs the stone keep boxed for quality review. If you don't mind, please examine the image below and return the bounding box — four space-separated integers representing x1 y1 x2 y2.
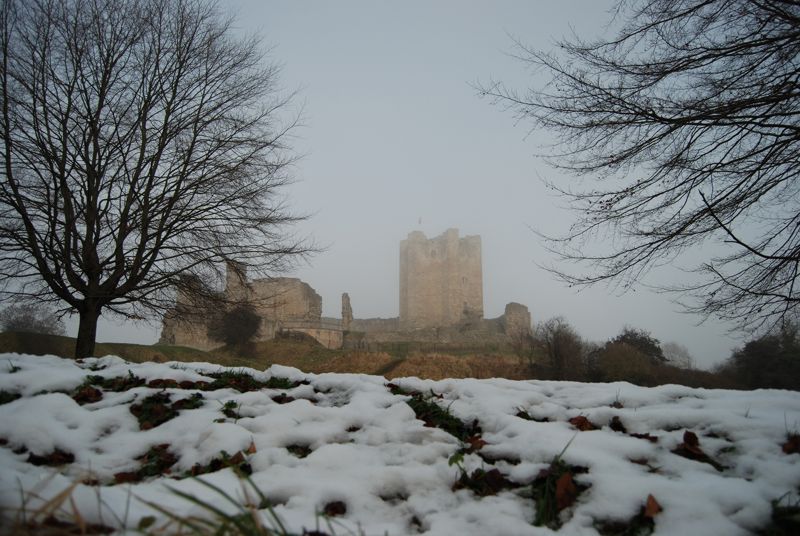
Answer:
399 228 483 329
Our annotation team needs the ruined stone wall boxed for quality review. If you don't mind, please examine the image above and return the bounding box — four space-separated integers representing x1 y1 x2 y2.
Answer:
399 229 483 330
349 317 401 333
502 302 532 339
159 315 221 351
159 273 324 351
281 326 343 349
159 278 222 350
249 277 322 322
159 229 531 354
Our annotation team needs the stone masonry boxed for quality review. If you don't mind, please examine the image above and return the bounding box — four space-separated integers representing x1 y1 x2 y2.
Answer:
159 228 531 351
399 229 483 330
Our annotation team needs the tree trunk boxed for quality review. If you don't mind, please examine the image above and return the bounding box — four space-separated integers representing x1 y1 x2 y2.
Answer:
75 302 100 359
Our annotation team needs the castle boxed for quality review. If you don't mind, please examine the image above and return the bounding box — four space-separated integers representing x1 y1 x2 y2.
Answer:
159 229 532 350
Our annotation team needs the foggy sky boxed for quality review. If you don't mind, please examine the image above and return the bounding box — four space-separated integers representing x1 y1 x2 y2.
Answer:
83 0 742 368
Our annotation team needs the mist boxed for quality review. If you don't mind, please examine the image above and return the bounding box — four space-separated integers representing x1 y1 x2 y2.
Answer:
76 0 741 368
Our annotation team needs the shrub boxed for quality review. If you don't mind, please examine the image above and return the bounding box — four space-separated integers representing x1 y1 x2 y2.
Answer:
612 327 665 363
594 342 658 386
207 304 261 346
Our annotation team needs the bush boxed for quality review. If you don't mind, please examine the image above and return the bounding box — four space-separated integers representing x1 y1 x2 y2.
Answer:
207 304 261 346
0 304 65 336
612 327 665 363
593 342 658 385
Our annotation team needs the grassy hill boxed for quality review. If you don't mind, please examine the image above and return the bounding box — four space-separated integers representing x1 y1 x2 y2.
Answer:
0 331 526 379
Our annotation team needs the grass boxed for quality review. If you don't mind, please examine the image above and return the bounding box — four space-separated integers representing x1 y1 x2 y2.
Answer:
0 331 219 364
448 451 520 496
84 370 145 391
187 450 253 477
0 330 527 380
129 392 179 430
114 444 178 484
221 400 242 420
394 387 480 442
764 492 800 535
531 437 587 529
0 389 21 405
139 473 362 535
7 473 297 536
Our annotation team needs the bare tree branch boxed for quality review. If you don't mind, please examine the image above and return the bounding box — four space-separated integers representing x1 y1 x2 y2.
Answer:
478 0 800 332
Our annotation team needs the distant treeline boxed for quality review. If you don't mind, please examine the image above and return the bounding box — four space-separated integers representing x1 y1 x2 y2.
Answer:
514 319 800 391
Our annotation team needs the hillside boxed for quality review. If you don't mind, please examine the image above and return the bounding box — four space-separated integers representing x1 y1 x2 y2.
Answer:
0 331 527 380
1 353 799 535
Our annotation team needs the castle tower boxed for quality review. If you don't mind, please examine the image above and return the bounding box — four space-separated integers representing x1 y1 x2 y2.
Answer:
399 228 483 329
225 261 249 302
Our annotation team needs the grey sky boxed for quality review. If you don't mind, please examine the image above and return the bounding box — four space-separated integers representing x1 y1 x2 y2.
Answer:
84 0 741 368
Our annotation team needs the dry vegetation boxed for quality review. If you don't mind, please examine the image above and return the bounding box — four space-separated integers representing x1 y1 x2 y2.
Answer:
0 332 523 380
1 326 797 391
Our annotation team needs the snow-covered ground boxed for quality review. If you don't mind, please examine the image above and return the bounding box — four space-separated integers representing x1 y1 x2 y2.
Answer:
0 354 799 535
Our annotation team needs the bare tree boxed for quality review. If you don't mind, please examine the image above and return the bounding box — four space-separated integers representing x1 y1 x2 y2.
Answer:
479 0 800 331
535 316 584 380
510 330 539 375
0 304 65 336
0 0 310 358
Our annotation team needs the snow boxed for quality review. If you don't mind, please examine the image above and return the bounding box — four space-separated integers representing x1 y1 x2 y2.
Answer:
0 353 798 535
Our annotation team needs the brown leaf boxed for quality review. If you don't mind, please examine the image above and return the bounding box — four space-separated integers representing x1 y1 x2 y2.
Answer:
609 416 627 433
630 432 659 443
246 440 257 454
27 449 75 466
271 393 295 404
672 436 726 472
782 435 800 454
229 451 246 465
147 378 178 388
555 472 578 511
644 494 662 518
72 386 103 405
113 471 140 484
466 435 487 452
568 416 597 431
323 501 347 517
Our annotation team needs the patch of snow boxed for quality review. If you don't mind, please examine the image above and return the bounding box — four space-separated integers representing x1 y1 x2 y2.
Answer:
0 354 799 535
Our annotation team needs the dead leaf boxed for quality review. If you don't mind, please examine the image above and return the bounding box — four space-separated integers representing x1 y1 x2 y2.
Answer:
644 494 662 518
782 435 800 455
672 431 726 472
323 501 347 517
683 430 700 447
466 435 487 452
609 416 627 433
555 472 578 511
27 449 75 466
246 440 257 454
568 416 597 431
113 471 139 484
